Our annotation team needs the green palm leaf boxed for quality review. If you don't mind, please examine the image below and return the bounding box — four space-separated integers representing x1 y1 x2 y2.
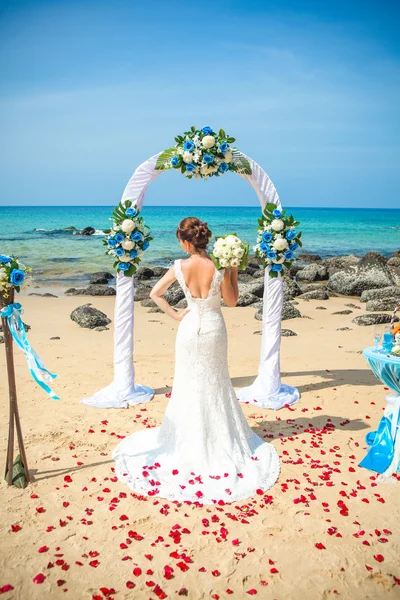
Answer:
155 147 178 170
231 148 252 175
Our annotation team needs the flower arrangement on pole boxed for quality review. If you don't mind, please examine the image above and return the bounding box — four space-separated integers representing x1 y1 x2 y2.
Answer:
103 200 152 277
210 234 249 270
254 203 302 278
155 126 252 180
0 255 31 299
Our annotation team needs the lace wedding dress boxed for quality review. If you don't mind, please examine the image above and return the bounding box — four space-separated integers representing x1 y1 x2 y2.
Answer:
113 259 280 503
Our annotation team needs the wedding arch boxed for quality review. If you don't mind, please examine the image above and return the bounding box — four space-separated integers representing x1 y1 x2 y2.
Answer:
82 150 300 410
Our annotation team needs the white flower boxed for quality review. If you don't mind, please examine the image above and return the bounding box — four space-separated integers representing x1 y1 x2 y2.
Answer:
122 239 135 250
182 152 193 164
271 219 284 232
230 258 240 268
220 258 229 268
273 237 288 251
213 247 221 258
200 165 214 175
119 254 131 262
224 150 233 163
222 250 231 259
121 219 135 233
234 247 244 258
202 135 215 149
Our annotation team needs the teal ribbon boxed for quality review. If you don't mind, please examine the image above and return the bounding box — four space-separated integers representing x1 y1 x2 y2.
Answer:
0 302 59 400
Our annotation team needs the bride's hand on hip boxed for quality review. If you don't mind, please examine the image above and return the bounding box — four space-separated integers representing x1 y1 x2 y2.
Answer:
173 308 190 322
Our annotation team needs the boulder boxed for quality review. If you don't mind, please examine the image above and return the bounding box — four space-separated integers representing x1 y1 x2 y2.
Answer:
360 286 400 302
352 313 398 327
238 273 255 283
248 256 262 267
163 283 185 306
297 254 322 263
153 266 169 278
332 309 353 315
135 266 155 280
281 329 297 336
175 298 188 309
366 297 399 312
239 280 264 299
65 285 116 296
299 283 329 294
134 283 152 302
329 253 395 296
388 255 400 268
324 254 361 276
141 299 158 308
237 292 259 307
296 264 328 282
81 226 96 235
345 303 361 310
282 277 302 301
71 305 111 329
298 289 329 300
252 269 265 279
289 263 306 277
255 301 301 320
88 271 114 284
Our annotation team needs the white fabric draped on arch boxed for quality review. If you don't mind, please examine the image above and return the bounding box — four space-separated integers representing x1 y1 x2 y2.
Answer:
81 152 299 409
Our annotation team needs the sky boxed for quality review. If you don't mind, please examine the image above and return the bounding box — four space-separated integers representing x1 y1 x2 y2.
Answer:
0 0 399 208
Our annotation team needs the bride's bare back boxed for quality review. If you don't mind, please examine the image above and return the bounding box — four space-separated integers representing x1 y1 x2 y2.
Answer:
180 256 216 299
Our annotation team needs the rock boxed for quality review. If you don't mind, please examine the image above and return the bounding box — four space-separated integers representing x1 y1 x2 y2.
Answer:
329 253 395 296
289 263 305 277
325 254 361 276
388 256 400 268
282 277 302 301
163 284 185 306
345 303 361 310
337 327 352 331
94 326 110 332
71 305 111 329
282 302 302 320
238 273 255 283
296 264 328 282
297 254 322 263
29 292 58 297
134 283 151 302
147 307 163 313
298 289 329 300
237 292 259 307
239 280 264 298
152 266 169 278
141 299 158 308
81 226 96 235
332 309 353 315
50 336 60 340
360 286 400 303
316 306 327 310
352 313 398 326
175 298 188 309
366 297 399 312
299 283 329 294
135 266 155 280
252 270 265 279
0 335 4 344
65 285 116 297
248 256 262 267
88 271 114 284
281 329 297 336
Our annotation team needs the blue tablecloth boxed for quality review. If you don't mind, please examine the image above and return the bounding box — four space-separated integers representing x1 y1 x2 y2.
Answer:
360 347 400 477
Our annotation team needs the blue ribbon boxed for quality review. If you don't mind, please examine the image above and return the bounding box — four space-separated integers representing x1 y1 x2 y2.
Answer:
0 302 59 400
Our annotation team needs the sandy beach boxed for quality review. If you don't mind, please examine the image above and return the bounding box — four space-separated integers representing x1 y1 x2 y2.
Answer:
1 294 399 599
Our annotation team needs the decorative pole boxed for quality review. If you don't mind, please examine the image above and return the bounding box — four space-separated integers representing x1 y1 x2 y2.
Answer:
1 288 30 486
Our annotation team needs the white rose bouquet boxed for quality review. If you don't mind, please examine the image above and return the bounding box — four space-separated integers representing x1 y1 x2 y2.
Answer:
210 233 249 270
155 125 252 181
103 200 152 277
254 203 302 278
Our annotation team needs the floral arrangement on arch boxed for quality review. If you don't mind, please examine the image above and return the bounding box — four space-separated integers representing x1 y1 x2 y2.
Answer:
254 203 302 278
155 125 252 180
0 255 31 298
103 200 152 277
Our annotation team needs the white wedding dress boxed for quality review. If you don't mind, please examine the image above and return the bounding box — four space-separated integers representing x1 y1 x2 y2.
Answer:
113 259 280 503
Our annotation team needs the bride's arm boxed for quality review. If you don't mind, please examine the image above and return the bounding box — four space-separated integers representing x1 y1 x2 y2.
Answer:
150 267 189 321
221 268 239 307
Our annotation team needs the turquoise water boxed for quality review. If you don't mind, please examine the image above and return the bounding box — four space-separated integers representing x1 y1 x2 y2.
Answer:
0 206 399 287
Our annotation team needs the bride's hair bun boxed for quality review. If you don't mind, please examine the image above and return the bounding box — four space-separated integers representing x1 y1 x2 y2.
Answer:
176 217 212 250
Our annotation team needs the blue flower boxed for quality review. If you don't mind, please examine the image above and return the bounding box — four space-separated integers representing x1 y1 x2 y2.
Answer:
271 264 283 272
286 229 296 240
115 233 124 243
273 209 282 218
117 262 130 271
267 250 277 260
284 250 294 261
202 126 213 135
115 247 125 257
219 162 229 173
185 163 195 172
142 240 150 251
131 231 143 242
125 207 137 217
171 156 179 167
262 231 273 243
289 243 298 251
0 255 12 264
219 142 228 153
183 141 195 152
203 154 214 164
10 269 25 286
129 249 138 258
108 238 117 248
259 242 270 253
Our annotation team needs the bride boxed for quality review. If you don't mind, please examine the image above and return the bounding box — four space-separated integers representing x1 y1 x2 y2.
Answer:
113 217 280 503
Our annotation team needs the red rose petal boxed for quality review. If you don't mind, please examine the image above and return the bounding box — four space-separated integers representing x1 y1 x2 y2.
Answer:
315 543 326 550
374 554 384 563
33 574 45 584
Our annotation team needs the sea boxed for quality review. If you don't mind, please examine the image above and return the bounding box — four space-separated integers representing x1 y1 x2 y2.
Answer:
1 206 399 289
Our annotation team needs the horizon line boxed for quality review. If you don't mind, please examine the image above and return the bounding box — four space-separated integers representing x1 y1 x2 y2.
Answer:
1 205 400 210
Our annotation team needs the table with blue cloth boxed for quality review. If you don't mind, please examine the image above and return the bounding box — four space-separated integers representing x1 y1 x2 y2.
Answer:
360 347 400 478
